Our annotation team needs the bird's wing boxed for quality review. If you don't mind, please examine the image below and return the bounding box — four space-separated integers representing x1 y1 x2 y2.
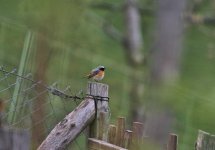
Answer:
86 68 100 79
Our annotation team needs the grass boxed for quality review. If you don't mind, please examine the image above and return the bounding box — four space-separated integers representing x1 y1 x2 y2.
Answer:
1 1 215 149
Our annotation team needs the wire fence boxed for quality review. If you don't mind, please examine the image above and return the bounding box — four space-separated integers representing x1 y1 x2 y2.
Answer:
0 66 87 149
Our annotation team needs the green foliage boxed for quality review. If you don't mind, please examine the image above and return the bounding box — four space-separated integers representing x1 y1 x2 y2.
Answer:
1 0 215 149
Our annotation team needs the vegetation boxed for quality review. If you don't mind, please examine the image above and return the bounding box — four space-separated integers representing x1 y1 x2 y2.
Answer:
0 0 215 149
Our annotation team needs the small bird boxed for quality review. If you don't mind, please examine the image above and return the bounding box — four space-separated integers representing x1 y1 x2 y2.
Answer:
86 66 105 82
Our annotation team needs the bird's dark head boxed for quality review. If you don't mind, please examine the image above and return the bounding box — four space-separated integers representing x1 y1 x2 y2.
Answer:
98 66 105 71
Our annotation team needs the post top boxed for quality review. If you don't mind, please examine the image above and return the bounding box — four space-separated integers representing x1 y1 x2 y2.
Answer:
86 82 109 97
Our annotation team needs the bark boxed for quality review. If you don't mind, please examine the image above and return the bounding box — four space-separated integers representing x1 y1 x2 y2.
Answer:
123 0 144 123
145 0 187 145
123 0 143 66
150 0 186 84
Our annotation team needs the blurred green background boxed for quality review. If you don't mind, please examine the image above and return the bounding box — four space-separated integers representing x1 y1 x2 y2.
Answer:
0 0 215 149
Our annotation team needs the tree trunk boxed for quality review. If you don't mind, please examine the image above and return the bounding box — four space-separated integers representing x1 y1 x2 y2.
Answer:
123 0 144 123
145 0 187 146
150 0 186 84
123 0 143 66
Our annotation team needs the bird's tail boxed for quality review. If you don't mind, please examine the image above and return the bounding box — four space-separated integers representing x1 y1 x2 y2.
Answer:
83 74 91 79
86 73 94 79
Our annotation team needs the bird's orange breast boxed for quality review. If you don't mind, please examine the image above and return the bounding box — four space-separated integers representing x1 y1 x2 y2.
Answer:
96 70 104 77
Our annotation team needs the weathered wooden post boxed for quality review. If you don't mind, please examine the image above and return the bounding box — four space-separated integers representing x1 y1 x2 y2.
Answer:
130 122 144 150
123 130 132 149
116 117 126 147
167 133 178 150
38 82 109 150
108 124 117 145
0 100 29 150
0 127 30 150
195 130 215 150
88 82 109 141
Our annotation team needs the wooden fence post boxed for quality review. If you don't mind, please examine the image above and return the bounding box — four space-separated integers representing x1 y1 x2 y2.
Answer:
132 122 144 143
130 122 144 150
38 82 109 150
116 117 126 147
167 133 178 150
0 127 30 150
123 130 132 149
88 82 109 141
108 124 117 145
195 130 215 150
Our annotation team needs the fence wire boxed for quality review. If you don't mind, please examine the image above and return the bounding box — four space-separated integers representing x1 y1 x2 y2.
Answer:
0 66 86 150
